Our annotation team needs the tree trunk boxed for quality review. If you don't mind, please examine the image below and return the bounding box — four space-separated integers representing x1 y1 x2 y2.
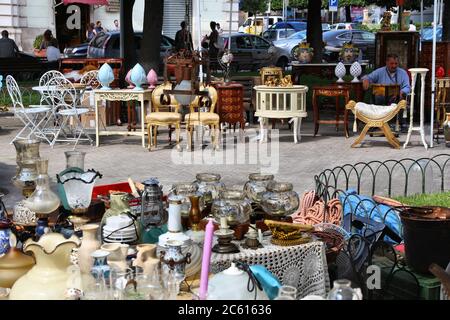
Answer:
307 0 323 63
141 0 164 73
122 0 137 74
345 5 352 22
443 0 450 41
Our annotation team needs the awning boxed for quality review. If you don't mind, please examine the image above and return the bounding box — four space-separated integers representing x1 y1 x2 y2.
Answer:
63 0 109 5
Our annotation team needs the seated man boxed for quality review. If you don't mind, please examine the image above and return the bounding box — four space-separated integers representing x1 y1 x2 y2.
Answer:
362 53 411 131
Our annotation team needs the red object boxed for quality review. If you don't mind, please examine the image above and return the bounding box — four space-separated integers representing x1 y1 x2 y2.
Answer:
92 182 131 199
396 0 405 6
63 0 109 5
437 66 445 78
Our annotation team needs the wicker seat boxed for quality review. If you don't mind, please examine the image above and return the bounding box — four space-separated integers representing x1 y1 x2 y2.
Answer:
346 99 407 149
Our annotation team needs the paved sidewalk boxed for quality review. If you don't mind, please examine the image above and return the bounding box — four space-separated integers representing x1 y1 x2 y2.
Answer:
1 115 448 208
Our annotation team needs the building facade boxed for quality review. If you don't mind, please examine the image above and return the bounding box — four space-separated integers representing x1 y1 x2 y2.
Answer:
0 0 239 53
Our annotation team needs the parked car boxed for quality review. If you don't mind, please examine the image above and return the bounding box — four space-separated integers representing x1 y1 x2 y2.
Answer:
322 30 375 62
421 26 443 41
87 31 175 68
63 42 88 58
272 31 307 68
322 23 331 32
226 33 277 71
238 15 283 35
268 21 307 32
262 28 297 42
329 23 360 30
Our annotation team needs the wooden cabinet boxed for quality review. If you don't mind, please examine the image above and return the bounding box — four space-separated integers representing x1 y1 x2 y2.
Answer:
213 82 245 129
375 31 420 70
420 41 450 114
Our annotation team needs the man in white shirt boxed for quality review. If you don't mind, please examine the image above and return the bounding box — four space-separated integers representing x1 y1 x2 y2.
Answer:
409 20 417 31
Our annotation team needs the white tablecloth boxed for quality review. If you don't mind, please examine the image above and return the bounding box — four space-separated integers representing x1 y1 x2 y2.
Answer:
211 239 330 299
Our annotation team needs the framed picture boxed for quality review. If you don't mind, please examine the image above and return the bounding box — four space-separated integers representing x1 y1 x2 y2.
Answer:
260 67 283 85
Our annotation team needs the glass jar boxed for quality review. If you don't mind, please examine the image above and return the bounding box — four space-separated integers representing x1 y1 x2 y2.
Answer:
212 190 252 226
193 173 225 200
244 173 275 204
260 182 299 216
327 279 361 300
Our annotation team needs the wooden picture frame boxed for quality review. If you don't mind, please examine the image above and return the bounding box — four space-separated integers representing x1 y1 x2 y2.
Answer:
260 67 283 85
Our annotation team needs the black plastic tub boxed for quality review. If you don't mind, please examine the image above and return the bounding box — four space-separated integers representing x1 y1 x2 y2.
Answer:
400 206 450 274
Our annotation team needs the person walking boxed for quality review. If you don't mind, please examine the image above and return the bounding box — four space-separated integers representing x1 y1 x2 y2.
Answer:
95 21 104 33
174 21 193 52
205 21 219 69
113 19 120 31
0 30 19 58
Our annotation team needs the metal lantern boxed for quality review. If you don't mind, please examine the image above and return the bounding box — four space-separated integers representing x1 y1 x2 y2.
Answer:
140 178 167 229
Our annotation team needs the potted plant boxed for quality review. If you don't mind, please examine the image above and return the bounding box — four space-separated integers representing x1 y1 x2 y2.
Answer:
33 34 46 58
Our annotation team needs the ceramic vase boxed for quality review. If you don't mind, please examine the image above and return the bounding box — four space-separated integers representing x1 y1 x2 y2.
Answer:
78 224 101 274
125 69 135 88
335 62 346 83
101 192 131 225
133 243 159 275
0 220 11 255
90 249 111 280
160 240 190 277
98 63 115 90
147 69 158 89
9 233 81 300
131 63 147 91
350 61 362 83
100 243 129 272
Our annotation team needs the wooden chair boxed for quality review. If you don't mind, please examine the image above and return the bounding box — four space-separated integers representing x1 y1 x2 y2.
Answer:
184 84 220 150
435 78 450 128
346 99 407 149
146 82 181 151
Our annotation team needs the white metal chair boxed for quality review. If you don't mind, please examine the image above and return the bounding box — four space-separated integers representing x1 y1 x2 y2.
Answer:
49 76 93 148
38 70 65 105
6 75 52 144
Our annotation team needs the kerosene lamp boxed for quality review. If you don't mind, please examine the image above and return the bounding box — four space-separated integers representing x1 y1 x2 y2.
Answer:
140 178 168 243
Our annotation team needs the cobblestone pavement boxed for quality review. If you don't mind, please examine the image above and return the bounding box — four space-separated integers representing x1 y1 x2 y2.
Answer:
1 115 448 208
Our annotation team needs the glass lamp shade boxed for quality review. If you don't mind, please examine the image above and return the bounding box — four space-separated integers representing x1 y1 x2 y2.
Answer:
174 80 193 106
130 63 147 91
98 63 115 90
23 159 60 215
57 168 102 214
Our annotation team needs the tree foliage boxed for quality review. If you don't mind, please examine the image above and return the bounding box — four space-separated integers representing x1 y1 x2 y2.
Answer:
240 0 267 15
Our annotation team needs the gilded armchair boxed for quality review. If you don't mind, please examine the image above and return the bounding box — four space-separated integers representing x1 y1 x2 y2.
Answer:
346 99 407 149
146 82 181 151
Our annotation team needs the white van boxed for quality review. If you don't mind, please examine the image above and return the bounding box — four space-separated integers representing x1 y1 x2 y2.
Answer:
238 16 283 35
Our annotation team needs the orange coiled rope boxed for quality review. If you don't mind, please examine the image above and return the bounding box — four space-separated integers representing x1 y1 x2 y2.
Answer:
292 191 342 226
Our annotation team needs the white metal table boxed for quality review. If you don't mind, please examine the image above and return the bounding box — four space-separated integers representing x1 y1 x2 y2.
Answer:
93 89 153 148
254 85 308 143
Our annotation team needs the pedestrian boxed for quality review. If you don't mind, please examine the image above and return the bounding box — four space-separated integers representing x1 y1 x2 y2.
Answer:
95 21 104 33
174 21 193 52
86 23 97 42
408 20 417 31
216 23 223 35
0 30 19 58
37 29 57 52
206 21 219 61
113 19 120 31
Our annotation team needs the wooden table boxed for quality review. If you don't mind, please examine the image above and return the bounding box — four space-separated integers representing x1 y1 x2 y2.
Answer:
254 85 308 143
312 85 350 138
291 62 368 84
213 82 245 130
94 89 153 147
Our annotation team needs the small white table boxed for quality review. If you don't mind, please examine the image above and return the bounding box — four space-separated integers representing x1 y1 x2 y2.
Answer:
93 89 153 147
403 68 429 149
254 85 308 143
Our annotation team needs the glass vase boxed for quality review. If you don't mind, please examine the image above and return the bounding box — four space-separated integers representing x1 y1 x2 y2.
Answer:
193 173 225 200
327 279 361 300
23 159 60 215
244 173 275 204
260 182 299 217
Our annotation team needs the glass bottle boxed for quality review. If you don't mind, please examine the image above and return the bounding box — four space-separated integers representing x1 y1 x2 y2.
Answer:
327 279 360 300
65 151 86 170
275 285 297 300
23 159 60 215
